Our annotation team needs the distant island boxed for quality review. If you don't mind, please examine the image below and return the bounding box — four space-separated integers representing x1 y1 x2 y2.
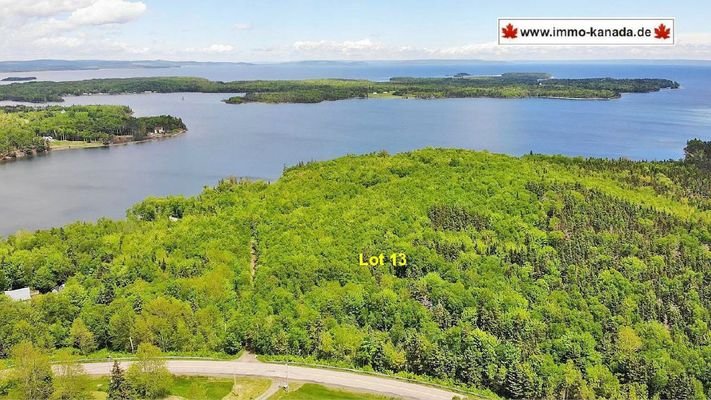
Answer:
0 105 186 162
0 73 679 103
0 59 256 73
1 76 36 82
224 73 679 104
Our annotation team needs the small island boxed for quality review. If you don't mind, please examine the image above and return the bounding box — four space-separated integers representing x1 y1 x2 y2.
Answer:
0 105 185 162
1 76 36 82
0 73 679 104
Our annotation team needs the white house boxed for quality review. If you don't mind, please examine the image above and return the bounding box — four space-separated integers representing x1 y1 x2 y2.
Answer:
4 287 31 301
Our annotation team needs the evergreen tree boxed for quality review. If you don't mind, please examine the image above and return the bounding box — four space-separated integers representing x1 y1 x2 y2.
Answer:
108 361 133 400
505 362 540 399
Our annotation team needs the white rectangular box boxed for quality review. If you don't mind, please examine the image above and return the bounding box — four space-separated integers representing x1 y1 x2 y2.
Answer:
498 18 675 46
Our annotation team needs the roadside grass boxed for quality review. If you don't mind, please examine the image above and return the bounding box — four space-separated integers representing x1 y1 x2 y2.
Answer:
4 376 267 400
87 377 109 399
268 383 397 400
2 374 407 400
221 377 272 400
169 377 235 399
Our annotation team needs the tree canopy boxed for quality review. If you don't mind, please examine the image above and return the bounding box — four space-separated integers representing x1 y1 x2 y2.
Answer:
0 147 709 399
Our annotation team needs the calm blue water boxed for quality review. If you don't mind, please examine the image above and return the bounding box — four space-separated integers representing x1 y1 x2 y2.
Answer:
0 61 710 235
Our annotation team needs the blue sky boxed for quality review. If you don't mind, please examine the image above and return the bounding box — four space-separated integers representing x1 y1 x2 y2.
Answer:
0 0 709 61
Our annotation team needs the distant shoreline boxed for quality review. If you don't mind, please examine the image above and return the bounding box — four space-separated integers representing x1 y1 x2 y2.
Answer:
1 76 36 82
0 74 679 103
51 129 187 151
0 129 186 163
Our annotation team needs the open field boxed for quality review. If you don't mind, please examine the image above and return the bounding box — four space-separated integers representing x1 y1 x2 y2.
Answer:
49 140 107 151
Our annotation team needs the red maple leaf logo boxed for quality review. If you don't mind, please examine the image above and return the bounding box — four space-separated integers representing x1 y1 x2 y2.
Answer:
654 23 671 39
502 23 518 39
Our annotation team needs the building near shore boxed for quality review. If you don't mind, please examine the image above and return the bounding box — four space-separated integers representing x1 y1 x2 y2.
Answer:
3 287 31 301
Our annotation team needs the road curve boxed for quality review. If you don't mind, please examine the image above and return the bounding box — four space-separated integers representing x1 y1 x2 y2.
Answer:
79 360 463 400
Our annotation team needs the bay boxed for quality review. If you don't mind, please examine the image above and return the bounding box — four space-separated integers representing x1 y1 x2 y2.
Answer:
1 61 710 235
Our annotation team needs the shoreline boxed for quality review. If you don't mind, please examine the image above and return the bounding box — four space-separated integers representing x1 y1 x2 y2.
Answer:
0 129 186 163
224 86 679 105
226 93 617 105
0 148 48 163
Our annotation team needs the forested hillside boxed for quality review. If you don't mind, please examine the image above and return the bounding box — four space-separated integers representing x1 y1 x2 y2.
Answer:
1 147 709 399
0 105 185 160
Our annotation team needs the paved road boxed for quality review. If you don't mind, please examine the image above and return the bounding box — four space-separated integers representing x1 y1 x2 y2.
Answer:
80 360 463 400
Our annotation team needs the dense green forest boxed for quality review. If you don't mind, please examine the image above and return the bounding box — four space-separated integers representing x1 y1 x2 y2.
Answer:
0 105 185 159
0 74 678 103
1 144 710 399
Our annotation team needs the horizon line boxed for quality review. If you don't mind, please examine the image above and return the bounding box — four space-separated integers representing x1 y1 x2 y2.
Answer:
0 58 710 65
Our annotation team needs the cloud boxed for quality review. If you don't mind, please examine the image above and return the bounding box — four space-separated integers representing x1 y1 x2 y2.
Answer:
0 0 146 41
0 5 709 62
33 36 85 48
0 1 93 19
186 44 236 54
286 35 711 61
293 39 383 55
233 23 253 31
290 38 453 59
205 44 235 53
68 0 146 26
0 0 148 60
0 0 145 26
290 38 505 60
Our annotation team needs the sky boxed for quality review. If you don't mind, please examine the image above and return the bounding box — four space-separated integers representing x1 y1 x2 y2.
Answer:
0 0 710 62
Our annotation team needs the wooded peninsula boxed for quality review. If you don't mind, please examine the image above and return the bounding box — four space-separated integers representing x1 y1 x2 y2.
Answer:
0 105 185 161
0 73 679 104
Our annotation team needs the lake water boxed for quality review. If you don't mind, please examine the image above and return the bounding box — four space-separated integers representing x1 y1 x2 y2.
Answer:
1 61 710 235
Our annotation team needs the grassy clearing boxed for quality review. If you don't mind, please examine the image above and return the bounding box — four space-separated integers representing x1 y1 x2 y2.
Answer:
86 377 109 399
367 91 403 99
49 140 107 151
268 383 398 400
222 377 272 400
